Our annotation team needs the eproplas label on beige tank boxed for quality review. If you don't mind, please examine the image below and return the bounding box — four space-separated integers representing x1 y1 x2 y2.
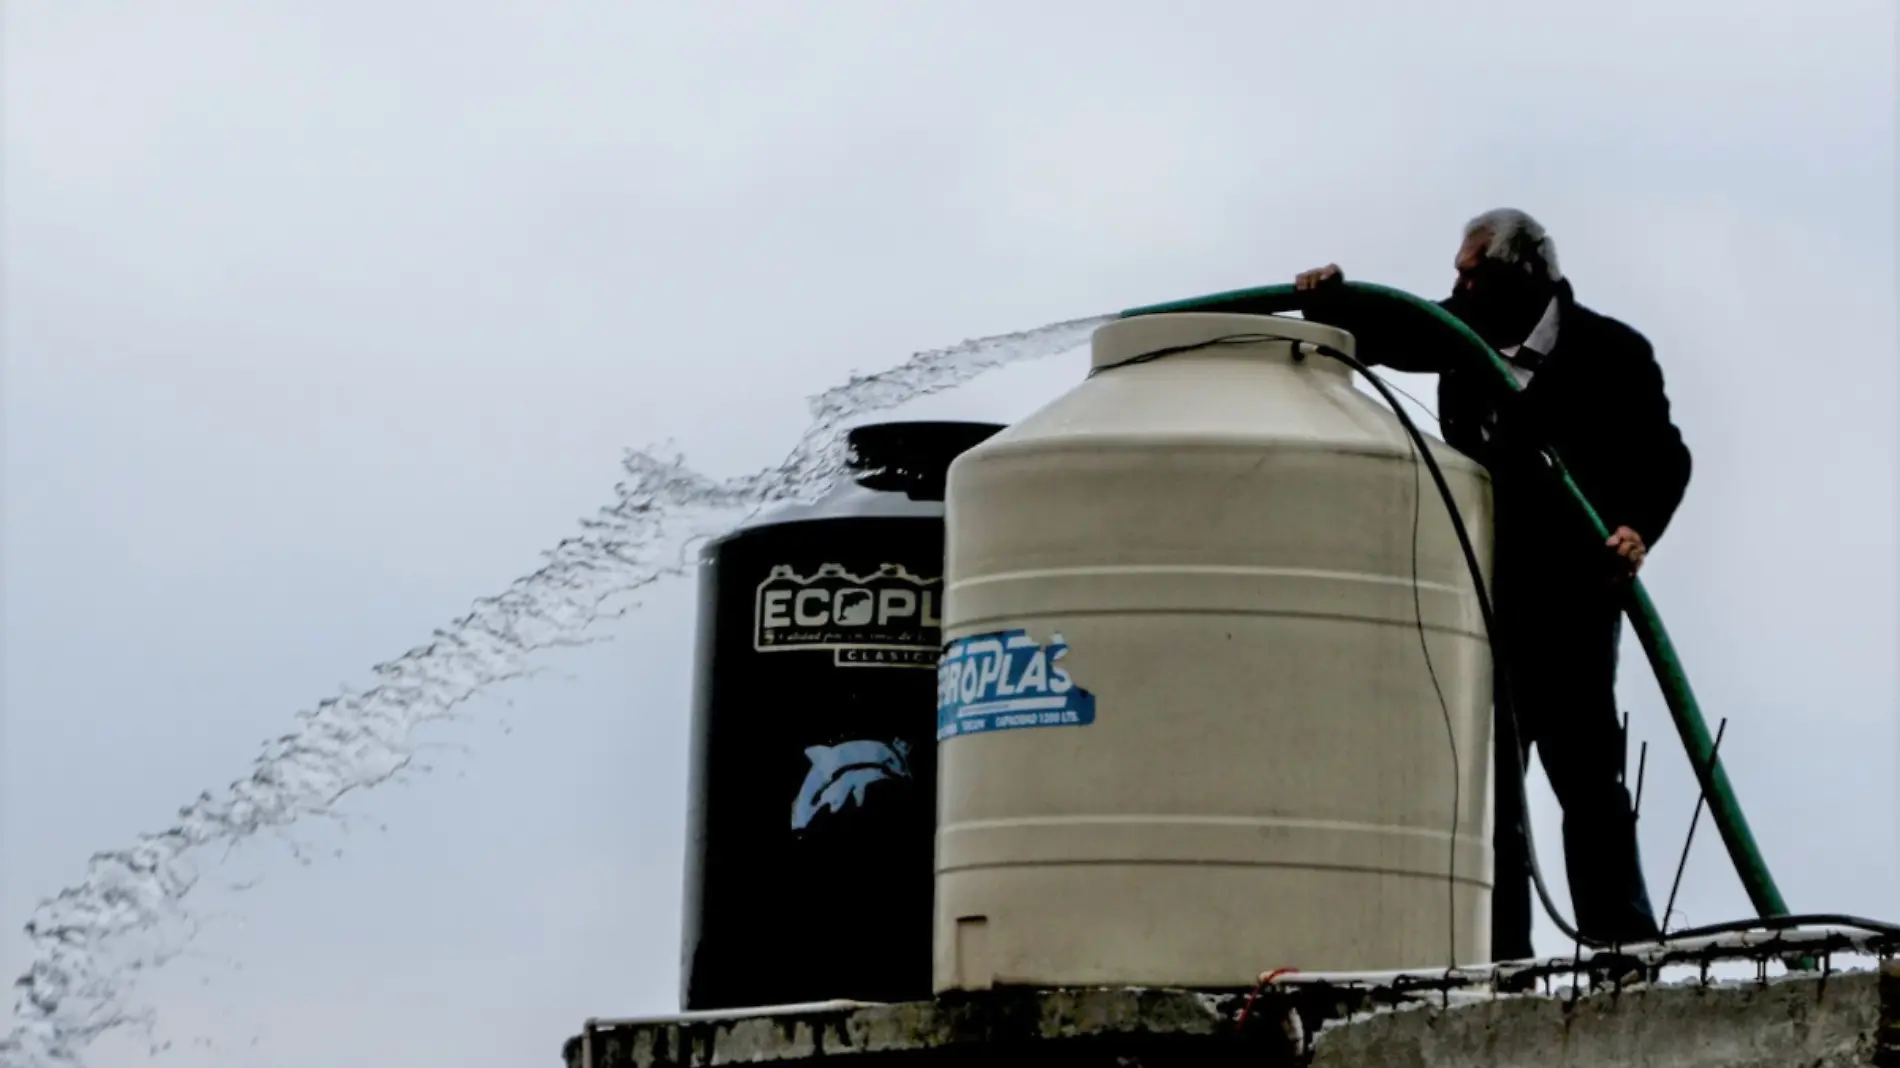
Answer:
937 630 1096 741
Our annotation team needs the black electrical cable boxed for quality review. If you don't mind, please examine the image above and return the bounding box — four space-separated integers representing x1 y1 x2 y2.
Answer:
1088 331 1900 959
1651 912 1900 941
1301 341 1900 954
1297 341 1595 949
1093 331 1583 947
1088 333 1286 376
1097 331 1467 965
1397 394 1463 971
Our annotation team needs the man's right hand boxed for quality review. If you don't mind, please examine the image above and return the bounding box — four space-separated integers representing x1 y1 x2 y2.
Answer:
1294 264 1345 291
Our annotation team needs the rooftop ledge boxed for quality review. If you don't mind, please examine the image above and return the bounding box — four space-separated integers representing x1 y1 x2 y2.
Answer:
566 959 1899 1068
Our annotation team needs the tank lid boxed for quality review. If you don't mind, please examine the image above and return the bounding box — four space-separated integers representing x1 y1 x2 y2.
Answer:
845 421 1005 500
1091 311 1356 373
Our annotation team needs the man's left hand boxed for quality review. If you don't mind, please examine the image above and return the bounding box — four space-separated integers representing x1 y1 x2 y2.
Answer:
1606 526 1647 577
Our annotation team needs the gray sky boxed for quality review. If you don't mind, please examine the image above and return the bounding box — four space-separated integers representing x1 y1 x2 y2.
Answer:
3 3 1894 1066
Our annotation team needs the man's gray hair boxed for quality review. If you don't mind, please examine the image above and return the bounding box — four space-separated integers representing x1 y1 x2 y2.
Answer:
1463 208 1564 282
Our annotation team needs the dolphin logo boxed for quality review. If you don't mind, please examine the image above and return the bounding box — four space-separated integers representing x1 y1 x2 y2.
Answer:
791 739 912 832
833 588 875 626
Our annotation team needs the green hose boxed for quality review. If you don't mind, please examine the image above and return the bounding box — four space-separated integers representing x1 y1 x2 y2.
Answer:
1118 280 1792 925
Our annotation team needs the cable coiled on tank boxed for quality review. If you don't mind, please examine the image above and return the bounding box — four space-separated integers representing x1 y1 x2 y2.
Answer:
1090 331 1900 959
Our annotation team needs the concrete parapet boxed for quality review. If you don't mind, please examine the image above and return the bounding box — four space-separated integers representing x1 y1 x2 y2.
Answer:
565 967 1893 1068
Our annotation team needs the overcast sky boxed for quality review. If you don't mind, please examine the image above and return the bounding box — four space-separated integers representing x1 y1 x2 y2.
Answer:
3 3 1895 1067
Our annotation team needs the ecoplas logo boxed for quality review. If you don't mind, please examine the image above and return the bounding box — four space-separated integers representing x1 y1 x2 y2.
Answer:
753 563 942 667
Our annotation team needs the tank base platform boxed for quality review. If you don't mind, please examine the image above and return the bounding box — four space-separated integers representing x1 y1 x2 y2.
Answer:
566 962 1897 1068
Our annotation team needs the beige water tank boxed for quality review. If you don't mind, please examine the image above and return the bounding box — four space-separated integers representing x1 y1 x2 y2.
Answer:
933 311 1496 992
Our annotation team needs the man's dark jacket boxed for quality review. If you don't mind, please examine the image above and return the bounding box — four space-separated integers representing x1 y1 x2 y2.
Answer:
1303 282 1693 565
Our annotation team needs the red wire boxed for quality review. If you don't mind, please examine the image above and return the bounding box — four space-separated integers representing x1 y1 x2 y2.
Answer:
1234 968 1300 1027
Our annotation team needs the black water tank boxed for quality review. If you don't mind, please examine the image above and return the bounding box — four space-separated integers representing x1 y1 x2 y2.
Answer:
680 420 1004 1011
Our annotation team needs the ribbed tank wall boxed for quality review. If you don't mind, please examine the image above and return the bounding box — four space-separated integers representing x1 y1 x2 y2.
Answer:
681 421 1002 1011
933 313 1496 992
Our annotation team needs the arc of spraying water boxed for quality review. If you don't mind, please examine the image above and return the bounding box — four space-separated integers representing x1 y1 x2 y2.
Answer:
0 314 1109 1068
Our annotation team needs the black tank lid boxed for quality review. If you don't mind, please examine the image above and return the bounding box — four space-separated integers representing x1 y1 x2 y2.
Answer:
711 420 1006 537
845 421 1006 501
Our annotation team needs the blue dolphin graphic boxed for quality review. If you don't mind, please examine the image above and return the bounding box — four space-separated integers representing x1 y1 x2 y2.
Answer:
791 739 912 831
